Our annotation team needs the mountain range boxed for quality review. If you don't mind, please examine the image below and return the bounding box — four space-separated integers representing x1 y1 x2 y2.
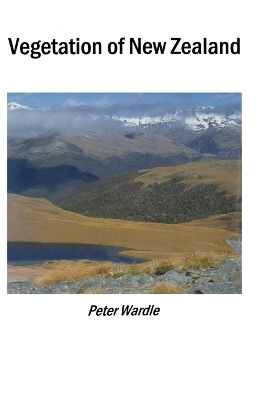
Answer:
112 105 241 134
7 101 242 202
8 101 241 134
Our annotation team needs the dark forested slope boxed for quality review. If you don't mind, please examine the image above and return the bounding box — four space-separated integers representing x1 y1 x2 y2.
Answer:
56 160 242 224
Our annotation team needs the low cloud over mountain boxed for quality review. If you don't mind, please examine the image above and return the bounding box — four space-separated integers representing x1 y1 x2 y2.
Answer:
7 96 241 137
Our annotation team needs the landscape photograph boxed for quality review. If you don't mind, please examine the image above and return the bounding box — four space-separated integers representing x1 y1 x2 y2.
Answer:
7 92 242 294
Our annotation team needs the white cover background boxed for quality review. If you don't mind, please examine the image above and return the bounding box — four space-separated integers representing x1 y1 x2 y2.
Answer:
1 1 265 399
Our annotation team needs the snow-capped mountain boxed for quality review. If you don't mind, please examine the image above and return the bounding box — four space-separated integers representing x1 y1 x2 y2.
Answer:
7 102 31 110
111 106 242 133
7 101 241 137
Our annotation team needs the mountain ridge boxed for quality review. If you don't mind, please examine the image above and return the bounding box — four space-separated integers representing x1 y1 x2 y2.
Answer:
7 101 241 201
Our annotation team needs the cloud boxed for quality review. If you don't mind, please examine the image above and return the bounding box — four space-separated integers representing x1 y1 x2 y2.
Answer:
49 98 175 116
7 107 126 136
7 99 177 136
7 93 242 136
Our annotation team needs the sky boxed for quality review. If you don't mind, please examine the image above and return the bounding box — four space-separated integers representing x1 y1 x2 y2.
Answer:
7 92 241 111
7 92 241 136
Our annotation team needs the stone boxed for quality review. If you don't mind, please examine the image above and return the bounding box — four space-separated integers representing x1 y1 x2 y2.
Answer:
155 270 192 285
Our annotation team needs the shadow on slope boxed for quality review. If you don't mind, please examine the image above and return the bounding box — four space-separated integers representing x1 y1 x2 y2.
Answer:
7 158 99 201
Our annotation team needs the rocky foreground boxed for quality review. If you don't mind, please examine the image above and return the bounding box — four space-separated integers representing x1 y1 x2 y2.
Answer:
7 258 241 294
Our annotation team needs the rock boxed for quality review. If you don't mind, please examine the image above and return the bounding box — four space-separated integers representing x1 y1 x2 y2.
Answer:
7 281 38 294
155 270 192 285
186 268 201 279
189 282 242 294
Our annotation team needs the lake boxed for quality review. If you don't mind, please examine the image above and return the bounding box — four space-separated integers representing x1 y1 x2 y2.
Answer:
7 242 148 266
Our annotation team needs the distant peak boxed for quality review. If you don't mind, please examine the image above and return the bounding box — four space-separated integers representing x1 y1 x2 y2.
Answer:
7 102 31 110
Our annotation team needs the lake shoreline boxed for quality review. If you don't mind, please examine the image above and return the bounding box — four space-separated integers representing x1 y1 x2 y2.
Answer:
7 258 242 294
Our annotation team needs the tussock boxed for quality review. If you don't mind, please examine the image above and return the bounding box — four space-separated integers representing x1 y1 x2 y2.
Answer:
179 251 231 271
150 282 186 294
31 251 241 288
35 262 113 287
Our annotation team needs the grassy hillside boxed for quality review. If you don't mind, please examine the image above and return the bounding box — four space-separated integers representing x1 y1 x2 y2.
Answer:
7 193 240 256
57 160 242 224
7 193 241 284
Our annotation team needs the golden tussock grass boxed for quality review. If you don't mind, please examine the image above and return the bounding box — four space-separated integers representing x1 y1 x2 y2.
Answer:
146 251 241 275
150 282 186 294
134 160 241 196
34 260 149 287
23 250 241 288
145 252 233 273
178 251 237 271
35 261 113 287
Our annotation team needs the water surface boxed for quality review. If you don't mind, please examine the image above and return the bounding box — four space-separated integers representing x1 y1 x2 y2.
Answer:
7 242 148 266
